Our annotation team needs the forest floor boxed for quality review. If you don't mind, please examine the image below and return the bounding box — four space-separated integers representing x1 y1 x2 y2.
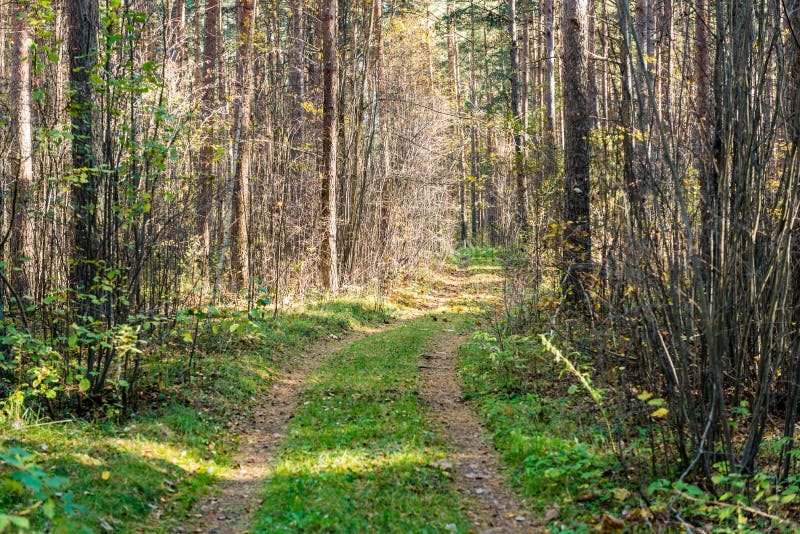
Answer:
8 250 685 533
185 257 538 533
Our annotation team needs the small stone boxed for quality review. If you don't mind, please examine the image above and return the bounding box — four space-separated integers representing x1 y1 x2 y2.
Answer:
444 524 457 532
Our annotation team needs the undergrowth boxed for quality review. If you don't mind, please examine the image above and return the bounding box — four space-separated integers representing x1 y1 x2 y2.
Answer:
1 296 397 532
459 248 800 532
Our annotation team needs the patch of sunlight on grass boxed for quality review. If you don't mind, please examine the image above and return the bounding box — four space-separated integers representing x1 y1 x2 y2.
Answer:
108 435 221 476
276 446 432 477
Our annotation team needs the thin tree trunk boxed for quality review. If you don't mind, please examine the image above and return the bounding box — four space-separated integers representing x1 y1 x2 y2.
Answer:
509 0 529 233
375 0 392 261
166 0 185 93
319 0 339 291
198 0 219 260
289 0 306 104
541 0 557 179
470 10 479 243
229 0 257 291
447 0 467 247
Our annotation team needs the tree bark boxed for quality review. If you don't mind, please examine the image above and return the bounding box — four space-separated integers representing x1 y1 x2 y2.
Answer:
561 0 592 298
229 0 256 291
541 0 557 179
695 0 715 274
10 0 36 295
198 0 219 260
375 0 392 260
289 0 306 103
509 0 529 233
68 0 99 299
166 0 185 93
319 0 339 291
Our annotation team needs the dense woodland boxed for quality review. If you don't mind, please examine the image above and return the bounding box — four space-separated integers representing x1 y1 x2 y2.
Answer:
3 0 800 529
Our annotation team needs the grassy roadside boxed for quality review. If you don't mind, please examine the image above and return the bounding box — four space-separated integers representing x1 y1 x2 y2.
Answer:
456 248 800 532
458 336 622 533
454 247 628 532
1 298 396 533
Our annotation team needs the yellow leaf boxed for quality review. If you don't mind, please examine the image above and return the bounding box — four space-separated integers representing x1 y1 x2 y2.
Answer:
612 488 630 501
650 408 669 418
101 471 110 480
636 390 653 401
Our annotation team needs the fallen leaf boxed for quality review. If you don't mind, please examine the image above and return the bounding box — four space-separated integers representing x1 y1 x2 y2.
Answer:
600 514 625 533
101 471 110 481
612 487 630 501
543 504 560 522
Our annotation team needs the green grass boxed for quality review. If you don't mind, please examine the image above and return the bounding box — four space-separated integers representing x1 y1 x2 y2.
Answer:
458 334 629 532
253 318 471 533
454 246 502 266
1 296 397 533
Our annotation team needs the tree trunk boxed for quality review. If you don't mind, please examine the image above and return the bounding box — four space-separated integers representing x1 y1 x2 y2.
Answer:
68 0 100 387
319 0 339 291
289 0 306 103
375 0 392 261
541 0 557 179
229 0 256 291
10 0 36 296
198 0 219 260
447 0 467 247
561 0 591 298
695 0 714 273
470 10 479 243
509 0 529 233
166 0 185 93
68 0 99 298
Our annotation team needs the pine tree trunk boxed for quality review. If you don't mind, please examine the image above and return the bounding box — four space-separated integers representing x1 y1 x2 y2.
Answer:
319 0 339 291
509 0 529 233
561 0 591 298
230 0 256 291
68 0 99 299
10 0 35 295
541 0 557 179
198 0 219 260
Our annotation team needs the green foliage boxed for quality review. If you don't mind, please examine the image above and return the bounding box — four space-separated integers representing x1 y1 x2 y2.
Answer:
0 443 85 532
464 331 541 394
458 335 625 528
454 246 501 266
0 294 398 532
646 475 798 533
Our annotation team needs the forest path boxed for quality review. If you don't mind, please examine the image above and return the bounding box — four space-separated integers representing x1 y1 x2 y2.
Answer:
184 260 535 533
182 322 391 534
183 273 456 533
420 328 537 533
